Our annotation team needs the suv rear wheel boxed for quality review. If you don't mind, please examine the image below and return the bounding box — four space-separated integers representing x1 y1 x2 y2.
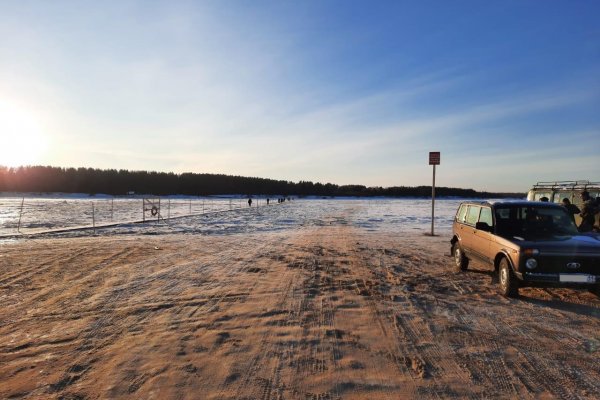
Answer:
499 258 519 297
452 242 468 272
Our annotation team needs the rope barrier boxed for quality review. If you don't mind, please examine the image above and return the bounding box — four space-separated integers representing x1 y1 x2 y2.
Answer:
0 196 284 238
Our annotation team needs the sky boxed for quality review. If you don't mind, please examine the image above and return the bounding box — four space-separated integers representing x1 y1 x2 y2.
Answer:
0 1 599 192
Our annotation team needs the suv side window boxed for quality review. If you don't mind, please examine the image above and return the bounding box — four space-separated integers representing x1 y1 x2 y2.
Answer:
479 207 493 226
456 204 468 223
466 206 480 226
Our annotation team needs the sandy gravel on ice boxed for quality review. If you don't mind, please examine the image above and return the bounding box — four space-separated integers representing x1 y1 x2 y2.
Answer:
1 210 599 399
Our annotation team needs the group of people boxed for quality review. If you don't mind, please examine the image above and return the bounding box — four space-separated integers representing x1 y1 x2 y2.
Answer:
575 191 600 232
542 191 600 233
247 197 291 207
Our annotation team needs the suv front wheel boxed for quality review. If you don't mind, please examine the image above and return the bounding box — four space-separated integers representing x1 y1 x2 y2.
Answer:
452 242 469 272
499 258 519 298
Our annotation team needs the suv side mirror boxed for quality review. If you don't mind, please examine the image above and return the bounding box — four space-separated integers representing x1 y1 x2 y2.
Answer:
475 222 492 232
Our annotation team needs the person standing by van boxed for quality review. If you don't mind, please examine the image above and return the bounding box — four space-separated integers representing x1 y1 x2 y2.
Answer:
562 198 580 223
595 197 600 232
578 191 597 232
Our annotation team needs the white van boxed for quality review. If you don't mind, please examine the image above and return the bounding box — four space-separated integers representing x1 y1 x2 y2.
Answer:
527 180 599 227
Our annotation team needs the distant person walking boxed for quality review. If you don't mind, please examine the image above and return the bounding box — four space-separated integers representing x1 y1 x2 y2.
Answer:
578 191 596 232
266 198 270 205
248 198 252 207
562 198 580 223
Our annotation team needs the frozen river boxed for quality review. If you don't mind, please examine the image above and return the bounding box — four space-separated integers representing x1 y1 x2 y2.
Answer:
0 195 509 238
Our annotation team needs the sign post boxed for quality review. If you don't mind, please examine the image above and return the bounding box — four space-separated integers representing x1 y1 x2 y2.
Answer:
429 152 440 236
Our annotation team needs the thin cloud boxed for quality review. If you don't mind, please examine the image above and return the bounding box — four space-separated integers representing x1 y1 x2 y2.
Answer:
1 2 598 191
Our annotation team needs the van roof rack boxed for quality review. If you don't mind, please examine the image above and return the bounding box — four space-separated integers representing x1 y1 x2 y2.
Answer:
532 181 600 190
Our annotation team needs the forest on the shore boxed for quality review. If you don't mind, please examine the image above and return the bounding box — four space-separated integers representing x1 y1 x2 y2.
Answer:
0 166 524 198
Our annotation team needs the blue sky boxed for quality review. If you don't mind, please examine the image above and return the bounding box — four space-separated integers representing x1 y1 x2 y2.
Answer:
0 1 598 192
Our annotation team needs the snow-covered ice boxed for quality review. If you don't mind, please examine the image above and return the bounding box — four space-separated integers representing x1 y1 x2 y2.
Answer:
0 195 506 238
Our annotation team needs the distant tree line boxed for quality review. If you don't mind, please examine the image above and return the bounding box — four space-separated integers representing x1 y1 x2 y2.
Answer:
0 166 524 198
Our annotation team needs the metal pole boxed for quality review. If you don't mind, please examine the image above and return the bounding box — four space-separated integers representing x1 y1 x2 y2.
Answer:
189 199 192 214
158 198 161 222
143 199 145 222
92 202 96 234
111 198 114 221
203 199 205 214
431 165 436 236
17 197 24 233
168 199 171 221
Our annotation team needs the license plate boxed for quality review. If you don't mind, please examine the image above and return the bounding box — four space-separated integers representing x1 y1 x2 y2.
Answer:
559 274 595 283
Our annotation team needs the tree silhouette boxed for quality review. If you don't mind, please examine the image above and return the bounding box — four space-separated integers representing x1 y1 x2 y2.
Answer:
0 165 524 198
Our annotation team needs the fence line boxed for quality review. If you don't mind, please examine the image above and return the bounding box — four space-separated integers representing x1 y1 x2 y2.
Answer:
0 196 283 238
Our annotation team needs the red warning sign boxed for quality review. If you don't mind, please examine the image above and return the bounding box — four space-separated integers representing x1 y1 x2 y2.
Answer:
429 152 440 165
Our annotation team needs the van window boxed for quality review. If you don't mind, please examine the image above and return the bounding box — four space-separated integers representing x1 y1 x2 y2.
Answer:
479 207 493 226
466 206 480 225
554 191 572 204
456 204 468 223
533 192 552 201
574 191 600 207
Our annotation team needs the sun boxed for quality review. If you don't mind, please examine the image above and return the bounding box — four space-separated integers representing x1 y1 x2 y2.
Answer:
0 100 48 167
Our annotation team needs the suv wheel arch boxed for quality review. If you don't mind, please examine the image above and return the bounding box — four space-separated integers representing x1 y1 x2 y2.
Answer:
493 253 508 273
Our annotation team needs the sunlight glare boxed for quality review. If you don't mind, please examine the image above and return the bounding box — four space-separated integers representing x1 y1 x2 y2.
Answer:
0 100 48 167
